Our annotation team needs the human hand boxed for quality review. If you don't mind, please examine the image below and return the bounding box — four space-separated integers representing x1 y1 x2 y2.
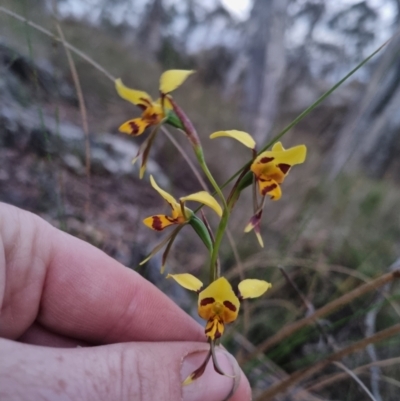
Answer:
0 203 251 401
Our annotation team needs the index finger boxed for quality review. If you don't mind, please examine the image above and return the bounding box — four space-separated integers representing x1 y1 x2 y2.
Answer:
0 203 204 344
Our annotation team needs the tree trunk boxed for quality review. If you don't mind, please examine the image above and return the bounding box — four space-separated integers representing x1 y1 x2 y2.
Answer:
137 0 164 56
253 0 288 144
242 0 271 130
328 27 400 179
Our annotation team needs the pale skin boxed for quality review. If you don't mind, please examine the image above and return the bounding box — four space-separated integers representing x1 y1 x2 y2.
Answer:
0 202 251 401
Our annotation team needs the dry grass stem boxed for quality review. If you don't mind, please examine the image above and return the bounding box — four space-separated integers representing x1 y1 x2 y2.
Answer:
52 16 91 215
333 361 378 401
254 323 400 401
306 356 400 392
161 127 208 191
240 269 400 364
0 6 116 82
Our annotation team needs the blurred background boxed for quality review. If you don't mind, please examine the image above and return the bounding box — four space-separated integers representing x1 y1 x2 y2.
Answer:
1 0 400 400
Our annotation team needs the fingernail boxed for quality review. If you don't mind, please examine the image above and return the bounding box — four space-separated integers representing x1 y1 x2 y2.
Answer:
181 348 241 401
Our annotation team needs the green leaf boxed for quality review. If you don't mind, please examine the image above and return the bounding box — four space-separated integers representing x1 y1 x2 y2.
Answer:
189 214 213 253
165 109 184 129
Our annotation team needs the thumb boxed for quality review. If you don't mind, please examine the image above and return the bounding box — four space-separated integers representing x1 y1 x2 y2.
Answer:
0 339 251 401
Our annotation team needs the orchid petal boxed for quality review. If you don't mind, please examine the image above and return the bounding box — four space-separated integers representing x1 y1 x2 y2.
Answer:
198 277 240 324
118 118 150 136
167 273 203 292
115 78 152 106
149 175 178 208
209 130 256 149
258 178 282 200
272 141 284 152
180 191 223 217
143 214 177 231
238 279 272 299
159 70 195 94
254 144 307 166
182 351 211 386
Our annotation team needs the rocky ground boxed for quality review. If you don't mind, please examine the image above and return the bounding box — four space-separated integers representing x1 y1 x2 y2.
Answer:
0 41 204 312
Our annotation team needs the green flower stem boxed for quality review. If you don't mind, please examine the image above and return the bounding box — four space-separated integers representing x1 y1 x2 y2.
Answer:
209 210 229 282
194 148 227 208
194 147 229 282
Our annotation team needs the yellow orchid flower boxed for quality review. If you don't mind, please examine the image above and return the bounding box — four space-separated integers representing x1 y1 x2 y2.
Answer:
140 175 221 272
167 274 271 384
250 141 307 200
115 70 194 136
167 275 271 340
210 131 307 247
143 175 222 231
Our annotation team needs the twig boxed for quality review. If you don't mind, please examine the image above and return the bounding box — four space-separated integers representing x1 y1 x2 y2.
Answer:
332 361 377 401
279 266 377 401
364 258 400 401
233 333 326 401
254 324 400 401
226 256 400 318
52 7 91 216
161 127 209 191
240 269 400 364
306 356 400 392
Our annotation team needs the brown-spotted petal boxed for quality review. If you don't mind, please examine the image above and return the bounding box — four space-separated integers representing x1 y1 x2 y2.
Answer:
119 118 150 136
258 178 282 200
143 215 178 231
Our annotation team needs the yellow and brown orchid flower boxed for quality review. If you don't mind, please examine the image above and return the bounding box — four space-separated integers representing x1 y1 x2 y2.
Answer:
167 274 271 384
115 70 194 178
250 141 307 200
210 131 307 247
244 142 306 245
143 175 222 231
140 176 222 271
115 69 195 136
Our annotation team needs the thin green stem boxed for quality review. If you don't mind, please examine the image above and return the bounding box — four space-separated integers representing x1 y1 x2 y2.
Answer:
209 210 229 282
195 148 226 207
194 148 229 282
